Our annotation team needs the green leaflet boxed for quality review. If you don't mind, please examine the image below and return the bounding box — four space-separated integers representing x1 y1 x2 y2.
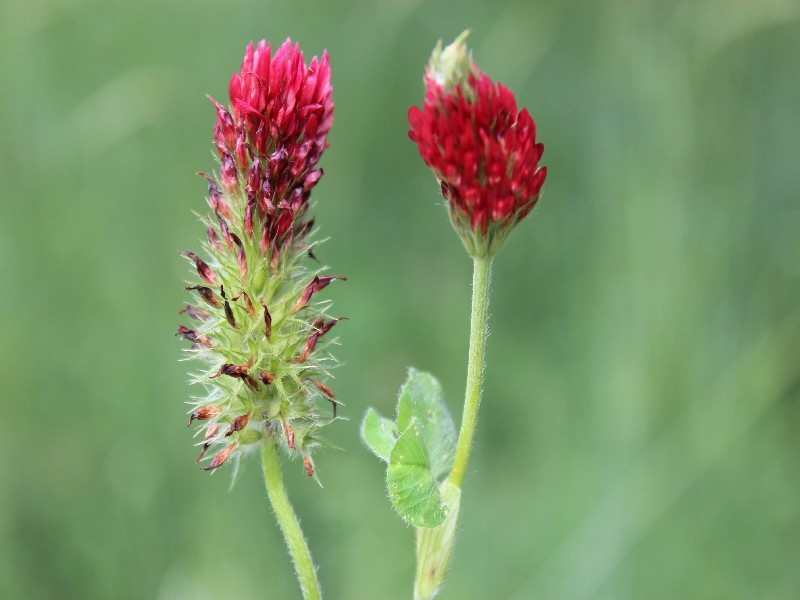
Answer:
396 369 456 480
361 369 456 528
387 420 446 528
361 408 398 462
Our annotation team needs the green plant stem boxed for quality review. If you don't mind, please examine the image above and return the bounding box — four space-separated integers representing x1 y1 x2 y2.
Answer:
448 255 492 489
261 439 322 600
414 256 492 600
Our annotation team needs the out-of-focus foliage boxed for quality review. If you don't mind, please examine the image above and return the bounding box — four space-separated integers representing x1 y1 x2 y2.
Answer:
1 1 798 598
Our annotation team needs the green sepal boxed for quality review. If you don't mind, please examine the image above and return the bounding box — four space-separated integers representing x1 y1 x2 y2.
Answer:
387 419 446 528
228 455 243 492
237 429 262 445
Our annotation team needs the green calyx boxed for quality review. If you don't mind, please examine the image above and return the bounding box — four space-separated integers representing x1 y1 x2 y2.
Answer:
447 206 516 259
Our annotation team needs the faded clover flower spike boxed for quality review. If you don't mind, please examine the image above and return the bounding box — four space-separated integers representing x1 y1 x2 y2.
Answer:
177 38 343 480
408 31 548 258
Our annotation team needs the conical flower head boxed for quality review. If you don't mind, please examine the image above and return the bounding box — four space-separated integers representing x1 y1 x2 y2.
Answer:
408 32 548 258
177 39 343 479
209 39 334 249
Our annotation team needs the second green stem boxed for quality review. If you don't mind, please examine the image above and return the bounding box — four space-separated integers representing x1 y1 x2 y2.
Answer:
262 439 322 600
448 255 492 489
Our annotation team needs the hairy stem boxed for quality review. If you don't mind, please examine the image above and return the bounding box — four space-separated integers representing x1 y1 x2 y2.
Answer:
261 439 322 600
415 256 492 600
448 255 492 489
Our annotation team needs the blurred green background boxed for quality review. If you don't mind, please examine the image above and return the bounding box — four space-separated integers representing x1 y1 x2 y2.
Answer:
2 0 799 598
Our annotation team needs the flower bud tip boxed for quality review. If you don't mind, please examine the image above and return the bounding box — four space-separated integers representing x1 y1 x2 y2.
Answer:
428 29 475 92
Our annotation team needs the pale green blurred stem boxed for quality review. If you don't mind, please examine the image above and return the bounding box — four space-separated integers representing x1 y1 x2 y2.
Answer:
448 255 492 489
261 440 322 600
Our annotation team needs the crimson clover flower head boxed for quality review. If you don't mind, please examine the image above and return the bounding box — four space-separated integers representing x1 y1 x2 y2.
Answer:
408 32 547 258
177 39 343 480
